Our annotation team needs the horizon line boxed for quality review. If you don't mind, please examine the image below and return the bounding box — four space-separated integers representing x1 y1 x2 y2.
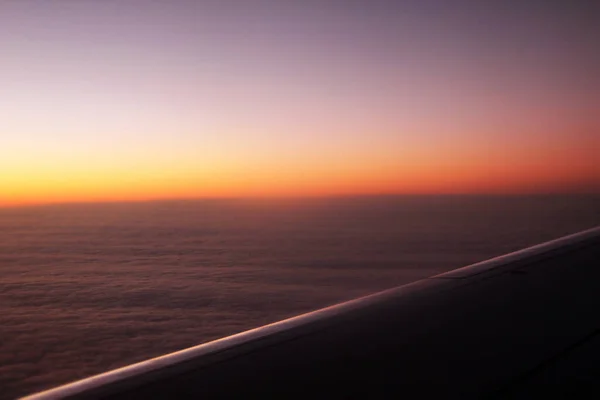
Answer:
2 191 599 209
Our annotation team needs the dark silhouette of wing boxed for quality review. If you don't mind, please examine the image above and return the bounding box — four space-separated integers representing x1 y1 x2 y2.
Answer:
23 227 600 399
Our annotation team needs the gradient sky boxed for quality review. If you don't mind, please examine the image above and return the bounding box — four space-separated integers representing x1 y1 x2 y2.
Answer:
1 0 599 205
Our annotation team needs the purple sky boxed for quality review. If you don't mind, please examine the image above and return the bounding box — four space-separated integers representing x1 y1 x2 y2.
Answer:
1 0 598 203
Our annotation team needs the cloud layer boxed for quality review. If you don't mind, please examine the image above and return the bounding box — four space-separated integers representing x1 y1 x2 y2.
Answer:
1 196 598 398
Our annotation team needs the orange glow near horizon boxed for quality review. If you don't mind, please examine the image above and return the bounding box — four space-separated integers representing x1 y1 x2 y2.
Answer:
2 131 598 207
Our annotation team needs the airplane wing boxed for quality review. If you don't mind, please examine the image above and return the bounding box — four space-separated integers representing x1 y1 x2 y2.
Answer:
22 226 600 399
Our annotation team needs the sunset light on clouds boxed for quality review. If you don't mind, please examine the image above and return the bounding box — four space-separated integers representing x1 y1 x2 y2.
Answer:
1 0 598 206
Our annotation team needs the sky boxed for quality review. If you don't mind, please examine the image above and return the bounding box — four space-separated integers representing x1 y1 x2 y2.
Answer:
1 0 598 205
